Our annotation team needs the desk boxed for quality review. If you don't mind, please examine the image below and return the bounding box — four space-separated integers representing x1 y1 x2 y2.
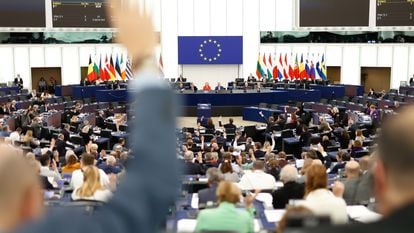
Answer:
182 89 322 107
95 89 128 102
0 86 19 95
72 85 107 99
182 90 290 106
309 84 345 99
55 85 77 97
343 84 364 97
242 107 282 122
42 111 62 128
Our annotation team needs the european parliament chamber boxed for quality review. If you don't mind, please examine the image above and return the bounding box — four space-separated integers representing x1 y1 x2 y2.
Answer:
0 0 414 233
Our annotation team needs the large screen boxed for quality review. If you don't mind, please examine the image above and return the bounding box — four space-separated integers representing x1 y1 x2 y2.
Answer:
52 0 116 28
300 0 370 27
377 0 414 26
0 0 45 27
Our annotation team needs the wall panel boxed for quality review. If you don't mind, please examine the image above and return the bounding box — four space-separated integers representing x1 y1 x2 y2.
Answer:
392 47 409 89
29 47 45 68
0 48 14 84
62 47 80 85
227 0 243 35
177 0 194 36
259 0 276 31
341 46 361 85
14 47 31 89
193 0 211 35
45 47 62 67
210 0 227 35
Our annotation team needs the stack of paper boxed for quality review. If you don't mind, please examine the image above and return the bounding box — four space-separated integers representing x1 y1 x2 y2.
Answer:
346 205 382 223
264 209 286 223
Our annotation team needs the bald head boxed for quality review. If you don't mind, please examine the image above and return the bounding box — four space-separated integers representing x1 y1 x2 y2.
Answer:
345 161 360 179
0 144 43 230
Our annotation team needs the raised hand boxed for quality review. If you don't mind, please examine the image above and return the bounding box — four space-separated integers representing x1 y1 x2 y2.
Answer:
106 0 156 66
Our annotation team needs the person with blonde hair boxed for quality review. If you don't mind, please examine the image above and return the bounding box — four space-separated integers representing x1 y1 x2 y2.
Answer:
71 166 112 202
195 181 256 233
299 164 348 224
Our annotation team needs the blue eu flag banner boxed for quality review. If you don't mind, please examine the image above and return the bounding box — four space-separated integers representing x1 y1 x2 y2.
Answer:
178 36 243 64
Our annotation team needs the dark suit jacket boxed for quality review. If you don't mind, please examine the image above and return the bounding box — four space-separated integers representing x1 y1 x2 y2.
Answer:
307 204 414 233
198 184 218 208
183 161 205 175
17 74 180 233
272 181 305 209
96 116 106 129
62 129 70 142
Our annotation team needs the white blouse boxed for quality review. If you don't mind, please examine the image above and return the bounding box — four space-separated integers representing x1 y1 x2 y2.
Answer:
71 189 113 202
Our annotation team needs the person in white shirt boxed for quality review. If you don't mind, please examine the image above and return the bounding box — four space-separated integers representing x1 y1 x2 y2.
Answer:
8 127 22 144
71 166 112 202
71 153 109 189
299 164 348 225
39 154 61 183
238 160 277 190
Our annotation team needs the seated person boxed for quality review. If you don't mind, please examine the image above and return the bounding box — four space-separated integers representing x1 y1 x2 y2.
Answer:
202 82 212 91
71 153 110 189
238 161 277 190
71 166 113 202
198 168 224 208
342 161 361 205
39 154 61 183
350 140 364 157
247 73 256 82
299 164 348 224
99 156 122 175
61 152 81 174
329 150 350 174
182 151 205 175
215 82 225 91
195 181 255 233
220 159 240 183
272 165 305 209
190 82 198 92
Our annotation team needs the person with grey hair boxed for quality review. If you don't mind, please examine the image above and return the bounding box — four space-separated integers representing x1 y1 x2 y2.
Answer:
182 151 205 175
198 167 224 208
272 165 305 209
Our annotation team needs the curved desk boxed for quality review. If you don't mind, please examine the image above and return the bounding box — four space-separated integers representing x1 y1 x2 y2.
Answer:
182 89 321 107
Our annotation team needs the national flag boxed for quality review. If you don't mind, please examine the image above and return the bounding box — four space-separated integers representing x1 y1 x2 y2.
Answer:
305 59 310 80
126 59 134 80
310 60 316 80
277 54 283 80
87 55 97 82
120 55 126 80
99 55 105 80
288 54 294 80
103 55 110 81
299 54 307 80
321 54 327 80
115 54 122 80
109 56 116 81
256 54 265 79
93 57 100 81
294 55 300 79
178 36 243 64
284 54 290 80
266 54 273 80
